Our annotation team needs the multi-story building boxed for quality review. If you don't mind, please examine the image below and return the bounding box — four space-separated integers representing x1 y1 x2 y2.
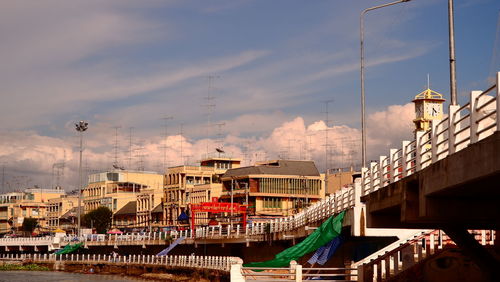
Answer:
163 157 241 226
113 201 137 229
0 187 65 233
83 170 163 231
220 160 325 218
46 195 79 231
0 192 24 234
83 170 163 214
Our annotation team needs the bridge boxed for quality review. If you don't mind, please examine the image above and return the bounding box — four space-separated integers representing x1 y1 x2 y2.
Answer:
0 73 498 281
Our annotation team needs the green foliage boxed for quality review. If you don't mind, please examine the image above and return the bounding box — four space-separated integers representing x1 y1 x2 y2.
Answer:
21 217 38 233
82 206 113 234
0 264 49 271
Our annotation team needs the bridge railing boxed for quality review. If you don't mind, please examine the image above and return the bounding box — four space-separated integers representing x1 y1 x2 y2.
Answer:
362 72 499 196
1 252 239 272
0 236 53 246
356 230 496 282
0 184 357 248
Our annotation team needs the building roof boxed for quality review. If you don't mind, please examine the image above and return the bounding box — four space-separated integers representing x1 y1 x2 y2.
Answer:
222 160 320 178
151 203 163 214
60 207 84 219
114 201 137 216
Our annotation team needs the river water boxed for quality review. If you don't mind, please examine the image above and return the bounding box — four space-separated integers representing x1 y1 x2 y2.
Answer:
0 271 153 281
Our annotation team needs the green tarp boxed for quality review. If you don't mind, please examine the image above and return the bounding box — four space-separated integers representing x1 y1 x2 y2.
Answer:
244 211 345 268
55 242 83 255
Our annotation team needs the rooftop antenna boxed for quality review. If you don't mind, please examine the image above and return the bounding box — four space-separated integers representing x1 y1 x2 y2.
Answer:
127 127 134 170
215 122 226 154
179 123 184 165
427 73 430 89
287 138 296 160
112 126 121 169
161 116 173 171
322 99 334 173
1 162 6 193
135 139 147 171
203 74 219 155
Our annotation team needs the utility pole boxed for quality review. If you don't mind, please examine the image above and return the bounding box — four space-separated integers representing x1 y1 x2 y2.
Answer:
448 0 458 105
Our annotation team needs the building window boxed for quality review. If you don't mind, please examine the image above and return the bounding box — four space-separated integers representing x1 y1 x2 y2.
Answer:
113 199 117 211
263 197 281 209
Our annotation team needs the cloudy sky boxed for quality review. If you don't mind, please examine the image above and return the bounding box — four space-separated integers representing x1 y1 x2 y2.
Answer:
0 0 498 192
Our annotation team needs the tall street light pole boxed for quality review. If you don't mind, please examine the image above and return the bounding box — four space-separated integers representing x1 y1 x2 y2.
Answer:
448 0 457 105
75 120 88 236
360 0 411 168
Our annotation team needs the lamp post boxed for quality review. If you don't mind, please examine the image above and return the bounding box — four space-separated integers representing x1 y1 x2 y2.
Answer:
75 120 88 236
447 0 457 105
360 0 411 167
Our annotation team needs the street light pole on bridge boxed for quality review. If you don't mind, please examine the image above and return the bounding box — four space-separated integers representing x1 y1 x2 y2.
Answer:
360 0 412 168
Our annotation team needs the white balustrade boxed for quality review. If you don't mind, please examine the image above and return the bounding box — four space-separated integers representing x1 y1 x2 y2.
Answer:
361 75 499 196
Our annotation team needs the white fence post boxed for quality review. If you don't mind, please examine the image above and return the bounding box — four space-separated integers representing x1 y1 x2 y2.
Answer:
389 149 397 183
415 131 424 171
470 90 482 143
230 258 245 282
401 141 410 177
448 105 460 154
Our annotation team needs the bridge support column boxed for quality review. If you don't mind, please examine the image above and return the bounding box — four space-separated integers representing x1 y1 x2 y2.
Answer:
443 226 500 281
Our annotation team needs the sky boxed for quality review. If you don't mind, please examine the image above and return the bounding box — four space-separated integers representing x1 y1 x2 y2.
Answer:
0 0 498 192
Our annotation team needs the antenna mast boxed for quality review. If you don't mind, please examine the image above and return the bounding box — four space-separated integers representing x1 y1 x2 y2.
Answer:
161 116 173 171
113 126 121 168
215 122 226 150
179 123 184 165
127 127 134 170
203 75 219 155
322 99 334 173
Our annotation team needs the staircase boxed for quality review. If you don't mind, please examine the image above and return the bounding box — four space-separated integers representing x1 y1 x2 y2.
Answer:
354 230 496 281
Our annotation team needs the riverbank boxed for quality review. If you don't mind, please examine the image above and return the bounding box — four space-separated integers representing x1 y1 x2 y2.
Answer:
0 263 49 271
0 262 212 281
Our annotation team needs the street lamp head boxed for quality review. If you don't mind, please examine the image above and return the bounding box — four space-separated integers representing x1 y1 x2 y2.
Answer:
75 120 88 132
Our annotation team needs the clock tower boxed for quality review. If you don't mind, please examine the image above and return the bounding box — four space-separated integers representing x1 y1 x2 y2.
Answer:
412 88 445 131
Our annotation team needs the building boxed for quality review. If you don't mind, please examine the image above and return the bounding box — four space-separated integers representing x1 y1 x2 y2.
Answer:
0 187 65 234
113 201 137 229
326 168 361 195
83 170 163 230
220 160 325 218
46 195 79 231
83 170 163 213
163 157 241 226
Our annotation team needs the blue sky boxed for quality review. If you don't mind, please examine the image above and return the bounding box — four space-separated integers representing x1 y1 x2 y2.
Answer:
0 0 498 190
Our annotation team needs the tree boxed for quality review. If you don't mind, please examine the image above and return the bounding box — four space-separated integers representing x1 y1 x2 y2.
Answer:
22 217 38 235
82 206 112 234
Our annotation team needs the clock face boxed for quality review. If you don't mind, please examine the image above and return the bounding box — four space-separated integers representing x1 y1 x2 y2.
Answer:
425 103 441 117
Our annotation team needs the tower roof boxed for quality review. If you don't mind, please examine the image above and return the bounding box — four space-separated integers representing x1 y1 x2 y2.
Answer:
413 88 445 101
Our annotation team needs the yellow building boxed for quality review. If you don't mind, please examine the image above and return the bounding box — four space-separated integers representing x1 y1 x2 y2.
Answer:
163 157 241 226
326 169 361 195
46 195 79 231
83 170 163 213
0 188 65 233
83 170 163 230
